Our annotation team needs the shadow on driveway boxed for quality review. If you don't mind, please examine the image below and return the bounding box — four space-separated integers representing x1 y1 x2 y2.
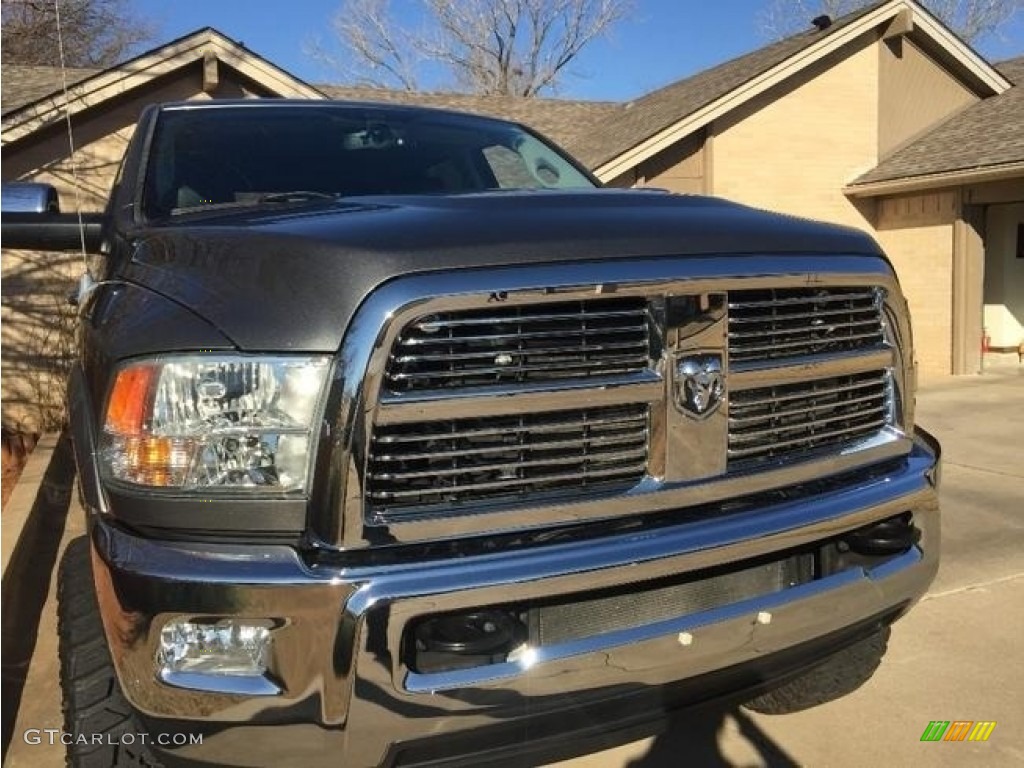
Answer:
625 707 798 766
1 432 75 760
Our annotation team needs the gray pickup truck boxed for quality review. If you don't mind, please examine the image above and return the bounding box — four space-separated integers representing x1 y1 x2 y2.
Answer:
2 100 940 768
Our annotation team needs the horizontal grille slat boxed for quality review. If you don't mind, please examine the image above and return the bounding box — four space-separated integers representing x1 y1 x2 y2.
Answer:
371 411 648 443
400 325 647 346
366 405 649 516
729 316 880 339
728 390 886 428
393 339 647 363
384 298 651 391
388 354 650 382
730 330 885 356
409 308 648 330
374 430 645 462
728 287 885 364
729 420 888 459
730 409 886 444
729 291 878 310
368 463 649 502
728 371 890 465
372 447 648 481
729 306 879 326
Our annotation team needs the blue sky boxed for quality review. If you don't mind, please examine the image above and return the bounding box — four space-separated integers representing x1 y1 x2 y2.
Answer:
135 0 1023 101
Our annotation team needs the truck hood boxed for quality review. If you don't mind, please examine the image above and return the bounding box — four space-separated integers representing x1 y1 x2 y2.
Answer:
123 189 885 351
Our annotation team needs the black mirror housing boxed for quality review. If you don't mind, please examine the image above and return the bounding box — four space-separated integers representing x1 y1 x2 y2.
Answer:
1 212 104 252
2 182 104 252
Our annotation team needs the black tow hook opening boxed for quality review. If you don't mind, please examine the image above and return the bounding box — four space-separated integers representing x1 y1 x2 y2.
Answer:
842 512 920 556
411 610 527 673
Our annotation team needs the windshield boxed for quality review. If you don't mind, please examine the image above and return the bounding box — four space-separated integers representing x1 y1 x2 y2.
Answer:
142 104 596 218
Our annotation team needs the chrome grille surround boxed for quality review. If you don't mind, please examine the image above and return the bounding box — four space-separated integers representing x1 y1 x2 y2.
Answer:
322 255 916 548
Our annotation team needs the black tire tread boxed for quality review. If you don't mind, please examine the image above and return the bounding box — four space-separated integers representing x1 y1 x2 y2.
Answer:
57 537 162 768
743 627 890 715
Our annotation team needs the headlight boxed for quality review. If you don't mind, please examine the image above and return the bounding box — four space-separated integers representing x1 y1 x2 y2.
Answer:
98 355 330 492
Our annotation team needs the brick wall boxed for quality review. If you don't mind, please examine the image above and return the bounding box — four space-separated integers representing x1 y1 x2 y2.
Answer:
875 191 958 378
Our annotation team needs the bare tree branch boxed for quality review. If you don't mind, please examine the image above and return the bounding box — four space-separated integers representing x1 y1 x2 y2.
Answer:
1 0 154 67
318 0 631 95
335 0 420 90
758 0 1022 46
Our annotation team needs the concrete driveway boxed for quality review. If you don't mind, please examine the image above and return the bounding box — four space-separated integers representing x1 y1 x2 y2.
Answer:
4 367 1022 767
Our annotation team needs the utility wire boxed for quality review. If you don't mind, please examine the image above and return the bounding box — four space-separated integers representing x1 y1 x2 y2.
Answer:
53 0 89 268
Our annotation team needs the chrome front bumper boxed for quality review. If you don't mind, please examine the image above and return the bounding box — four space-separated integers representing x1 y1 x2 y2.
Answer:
90 432 940 768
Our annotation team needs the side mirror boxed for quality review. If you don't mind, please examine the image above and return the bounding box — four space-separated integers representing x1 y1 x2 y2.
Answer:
1 182 103 252
3 181 61 213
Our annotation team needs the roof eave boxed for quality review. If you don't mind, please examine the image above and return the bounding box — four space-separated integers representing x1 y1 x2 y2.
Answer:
1 29 325 144
844 161 1024 197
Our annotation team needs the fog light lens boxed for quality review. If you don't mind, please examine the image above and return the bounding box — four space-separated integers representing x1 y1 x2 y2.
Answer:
159 619 273 677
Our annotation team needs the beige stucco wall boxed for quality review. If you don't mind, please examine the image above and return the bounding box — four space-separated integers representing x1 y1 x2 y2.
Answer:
875 191 958 378
1 63 271 431
983 202 1024 349
710 36 879 231
878 37 977 158
603 131 706 192
634 131 705 194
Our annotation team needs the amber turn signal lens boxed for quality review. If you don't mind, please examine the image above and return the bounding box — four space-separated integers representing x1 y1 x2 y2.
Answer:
105 365 159 435
117 435 191 486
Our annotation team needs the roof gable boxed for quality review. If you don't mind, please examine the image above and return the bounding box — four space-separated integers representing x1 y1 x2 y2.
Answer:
591 0 1010 180
848 54 1024 193
1 27 324 144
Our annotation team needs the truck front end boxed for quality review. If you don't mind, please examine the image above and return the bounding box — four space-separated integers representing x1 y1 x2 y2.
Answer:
46 101 939 768
79 254 938 767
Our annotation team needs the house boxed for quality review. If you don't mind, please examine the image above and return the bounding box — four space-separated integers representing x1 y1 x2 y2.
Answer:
2 0 1022 431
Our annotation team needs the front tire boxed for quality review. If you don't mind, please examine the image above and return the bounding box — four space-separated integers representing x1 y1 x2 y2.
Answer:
743 628 890 714
57 537 161 767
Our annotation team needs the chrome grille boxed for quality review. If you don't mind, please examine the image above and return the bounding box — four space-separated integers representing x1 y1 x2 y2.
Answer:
366 405 649 516
728 287 884 364
384 298 650 392
352 260 909 540
729 371 890 466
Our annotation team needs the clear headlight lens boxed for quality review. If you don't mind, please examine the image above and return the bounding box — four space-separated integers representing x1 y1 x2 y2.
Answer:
98 355 330 492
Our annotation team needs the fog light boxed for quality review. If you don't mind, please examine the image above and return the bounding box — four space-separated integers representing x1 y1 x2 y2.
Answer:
159 618 273 677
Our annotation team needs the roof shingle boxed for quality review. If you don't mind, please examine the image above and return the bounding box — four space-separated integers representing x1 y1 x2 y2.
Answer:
316 85 620 167
1 64 97 115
